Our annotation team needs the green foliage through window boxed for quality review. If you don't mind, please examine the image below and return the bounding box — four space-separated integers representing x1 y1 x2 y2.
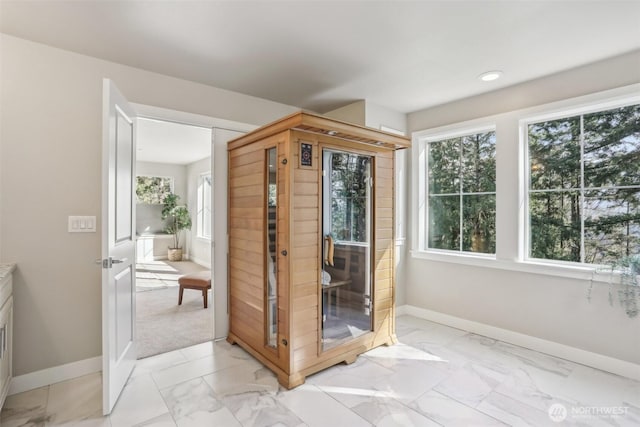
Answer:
528 104 640 264
427 130 496 254
136 176 173 204
329 152 371 243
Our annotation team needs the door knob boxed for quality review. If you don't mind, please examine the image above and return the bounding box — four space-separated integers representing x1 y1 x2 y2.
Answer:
95 257 127 268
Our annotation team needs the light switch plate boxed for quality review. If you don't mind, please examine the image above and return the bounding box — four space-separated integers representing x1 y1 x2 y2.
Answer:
68 216 96 233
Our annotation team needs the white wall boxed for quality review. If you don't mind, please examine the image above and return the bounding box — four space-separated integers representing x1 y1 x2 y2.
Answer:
186 156 212 268
323 100 366 125
0 33 298 377
406 50 640 366
212 128 246 339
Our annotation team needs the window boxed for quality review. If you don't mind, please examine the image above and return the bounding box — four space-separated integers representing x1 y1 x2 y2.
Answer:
424 128 496 254
197 173 212 239
136 176 173 204
324 151 371 243
526 103 640 265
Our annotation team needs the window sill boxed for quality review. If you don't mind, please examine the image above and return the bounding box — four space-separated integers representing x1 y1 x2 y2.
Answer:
410 250 609 282
196 236 211 243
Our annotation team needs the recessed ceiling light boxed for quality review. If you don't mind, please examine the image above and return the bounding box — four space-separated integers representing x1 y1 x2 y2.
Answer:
478 71 503 82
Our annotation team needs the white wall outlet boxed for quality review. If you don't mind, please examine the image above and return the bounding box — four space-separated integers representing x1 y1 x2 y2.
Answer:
68 216 96 233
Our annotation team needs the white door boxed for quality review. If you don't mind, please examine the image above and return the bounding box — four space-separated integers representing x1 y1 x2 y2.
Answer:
101 79 137 415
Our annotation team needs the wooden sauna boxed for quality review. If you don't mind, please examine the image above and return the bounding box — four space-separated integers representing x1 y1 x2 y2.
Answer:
227 111 409 388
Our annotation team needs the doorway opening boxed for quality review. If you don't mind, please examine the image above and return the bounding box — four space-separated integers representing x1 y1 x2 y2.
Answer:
134 117 213 358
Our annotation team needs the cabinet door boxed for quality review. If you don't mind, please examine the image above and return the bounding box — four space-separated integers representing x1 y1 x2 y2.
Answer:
0 296 12 407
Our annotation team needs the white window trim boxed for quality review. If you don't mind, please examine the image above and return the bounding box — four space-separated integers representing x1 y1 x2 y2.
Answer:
410 83 640 282
197 171 212 240
413 121 497 257
520 92 640 268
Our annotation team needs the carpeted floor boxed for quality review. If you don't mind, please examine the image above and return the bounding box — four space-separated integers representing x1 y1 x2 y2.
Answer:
136 260 213 359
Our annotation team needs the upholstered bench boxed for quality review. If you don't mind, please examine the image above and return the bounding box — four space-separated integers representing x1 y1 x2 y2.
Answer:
178 271 212 309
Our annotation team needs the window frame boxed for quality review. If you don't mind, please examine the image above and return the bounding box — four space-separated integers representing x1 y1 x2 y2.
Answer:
414 123 497 258
196 171 212 240
410 84 640 282
521 97 640 268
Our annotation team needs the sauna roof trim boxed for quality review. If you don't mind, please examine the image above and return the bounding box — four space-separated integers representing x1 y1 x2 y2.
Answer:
227 111 411 151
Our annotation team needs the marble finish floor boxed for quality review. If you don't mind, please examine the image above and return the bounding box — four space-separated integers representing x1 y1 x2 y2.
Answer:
2 315 639 426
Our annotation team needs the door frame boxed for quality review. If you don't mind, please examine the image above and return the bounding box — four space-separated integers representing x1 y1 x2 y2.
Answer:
128 103 255 340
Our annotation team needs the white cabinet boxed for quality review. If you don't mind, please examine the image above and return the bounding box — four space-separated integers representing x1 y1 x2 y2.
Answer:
0 271 13 410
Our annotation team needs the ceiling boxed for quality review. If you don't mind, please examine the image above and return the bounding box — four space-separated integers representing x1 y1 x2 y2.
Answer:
1 1 639 114
137 118 211 164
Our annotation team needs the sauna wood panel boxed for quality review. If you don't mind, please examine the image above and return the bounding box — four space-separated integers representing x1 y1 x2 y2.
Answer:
292 258 317 272
230 257 264 277
376 286 393 301
230 161 263 178
229 207 262 219
229 237 261 253
294 182 318 195
376 156 394 169
294 196 318 209
230 174 262 188
292 245 318 259
376 228 393 240
377 217 393 230
291 208 317 222
229 228 262 242
292 270 317 285
230 149 264 167
292 282 316 299
293 232 317 248
230 184 262 198
294 169 318 182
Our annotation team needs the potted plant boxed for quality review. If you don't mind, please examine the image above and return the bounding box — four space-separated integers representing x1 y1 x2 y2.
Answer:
161 193 192 261
588 255 640 318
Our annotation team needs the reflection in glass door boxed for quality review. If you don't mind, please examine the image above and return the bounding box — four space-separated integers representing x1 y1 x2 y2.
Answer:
266 147 277 348
321 149 373 350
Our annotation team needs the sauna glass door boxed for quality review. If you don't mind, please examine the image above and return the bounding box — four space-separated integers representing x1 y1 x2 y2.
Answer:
321 149 373 350
266 147 277 348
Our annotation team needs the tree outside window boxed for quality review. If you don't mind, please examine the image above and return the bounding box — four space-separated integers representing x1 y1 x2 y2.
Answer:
329 153 370 243
427 130 496 254
136 176 173 204
528 104 640 264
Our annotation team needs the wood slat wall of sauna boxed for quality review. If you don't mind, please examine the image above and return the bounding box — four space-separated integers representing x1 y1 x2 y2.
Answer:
372 151 396 347
228 136 275 360
290 137 321 373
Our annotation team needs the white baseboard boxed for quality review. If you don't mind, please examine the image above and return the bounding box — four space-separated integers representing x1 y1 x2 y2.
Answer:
397 304 640 382
9 356 102 396
189 256 211 269
395 305 408 316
